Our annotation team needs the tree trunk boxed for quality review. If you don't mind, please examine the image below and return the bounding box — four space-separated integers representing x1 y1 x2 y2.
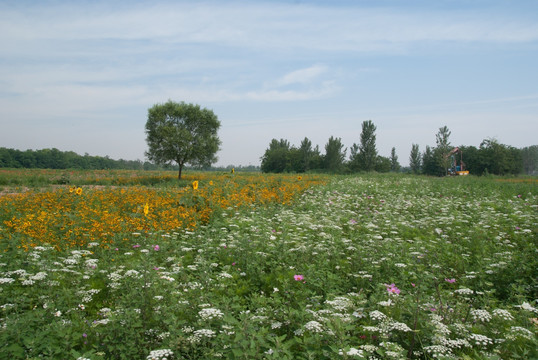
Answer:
178 163 183 180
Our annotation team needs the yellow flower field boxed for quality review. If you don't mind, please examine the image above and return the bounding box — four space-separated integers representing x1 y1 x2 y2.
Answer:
0 172 327 251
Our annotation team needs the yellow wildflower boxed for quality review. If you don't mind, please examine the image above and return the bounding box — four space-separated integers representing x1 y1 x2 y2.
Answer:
143 203 149 216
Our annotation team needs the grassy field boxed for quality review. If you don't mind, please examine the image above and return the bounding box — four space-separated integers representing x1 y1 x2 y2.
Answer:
0 170 536 359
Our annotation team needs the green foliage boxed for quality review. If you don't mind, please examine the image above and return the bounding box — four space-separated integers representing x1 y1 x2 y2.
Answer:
145 101 221 179
359 120 378 171
374 155 391 172
323 136 347 173
0 147 160 170
260 139 292 173
0 174 536 358
521 145 538 175
409 144 421 174
390 147 400 172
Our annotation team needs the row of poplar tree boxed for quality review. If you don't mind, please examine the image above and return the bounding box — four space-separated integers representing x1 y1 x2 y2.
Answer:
260 121 537 176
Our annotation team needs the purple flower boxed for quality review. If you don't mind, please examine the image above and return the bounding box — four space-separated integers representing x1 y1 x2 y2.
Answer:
445 278 456 283
386 283 400 295
153 245 160 251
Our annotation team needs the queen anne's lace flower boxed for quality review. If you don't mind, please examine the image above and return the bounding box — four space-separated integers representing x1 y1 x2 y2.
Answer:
469 334 493 347
470 309 491 322
304 320 324 333
492 309 514 321
338 347 364 357
370 310 387 321
198 308 224 320
147 348 173 360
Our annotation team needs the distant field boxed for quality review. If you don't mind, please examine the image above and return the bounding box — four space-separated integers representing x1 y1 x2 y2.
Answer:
0 170 536 359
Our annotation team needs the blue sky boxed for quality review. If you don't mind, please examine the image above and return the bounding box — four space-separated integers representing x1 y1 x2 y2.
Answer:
1 0 537 167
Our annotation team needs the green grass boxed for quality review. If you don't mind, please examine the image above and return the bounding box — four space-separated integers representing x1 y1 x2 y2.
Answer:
0 173 536 359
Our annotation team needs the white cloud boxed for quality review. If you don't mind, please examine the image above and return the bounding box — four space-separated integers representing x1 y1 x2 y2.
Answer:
274 65 328 87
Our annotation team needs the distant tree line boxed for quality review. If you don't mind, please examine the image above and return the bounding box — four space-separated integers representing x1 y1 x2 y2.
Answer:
0 147 263 172
261 120 400 174
261 121 537 176
411 127 537 176
0 147 164 170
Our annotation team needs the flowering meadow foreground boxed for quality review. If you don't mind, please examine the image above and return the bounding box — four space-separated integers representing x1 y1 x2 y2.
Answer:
0 171 536 359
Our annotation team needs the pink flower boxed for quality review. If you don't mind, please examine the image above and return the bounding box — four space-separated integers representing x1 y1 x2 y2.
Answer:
411 283 416 287
386 283 400 295
294 275 304 281
445 278 456 283
133 244 141 248
153 245 160 251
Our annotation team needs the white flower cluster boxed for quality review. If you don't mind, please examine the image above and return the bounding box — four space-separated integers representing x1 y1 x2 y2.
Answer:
79 289 100 303
325 296 353 311
198 308 224 320
440 337 470 350
217 272 233 279
63 258 79 265
0 278 15 284
470 309 491 322
147 348 173 360
304 320 324 333
370 310 387 321
423 345 452 358
85 258 99 268
29 272 47 281
338 347 364 357
188 329 216 343
453 288 474 295
124 269 141 278
271 321 282 329
468 333 493 347
108 271 122 282
506 326 534 340
492 308 514 321
359 345 378 352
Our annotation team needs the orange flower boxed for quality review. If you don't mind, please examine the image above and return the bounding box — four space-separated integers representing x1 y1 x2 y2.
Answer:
75 187 82 195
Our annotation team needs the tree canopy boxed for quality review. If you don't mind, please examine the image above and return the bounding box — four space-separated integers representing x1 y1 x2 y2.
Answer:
145 101 221 179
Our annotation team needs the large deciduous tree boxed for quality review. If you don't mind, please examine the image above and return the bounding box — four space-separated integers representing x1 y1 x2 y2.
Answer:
145 101 221 179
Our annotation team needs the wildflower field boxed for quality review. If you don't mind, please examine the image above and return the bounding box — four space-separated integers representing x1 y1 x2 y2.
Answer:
0 170 536 359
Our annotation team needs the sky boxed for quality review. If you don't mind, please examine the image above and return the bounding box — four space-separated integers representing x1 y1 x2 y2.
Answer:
1 0 537 167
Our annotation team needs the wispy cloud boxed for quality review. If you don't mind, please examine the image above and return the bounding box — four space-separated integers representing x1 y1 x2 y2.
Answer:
273 65 328 87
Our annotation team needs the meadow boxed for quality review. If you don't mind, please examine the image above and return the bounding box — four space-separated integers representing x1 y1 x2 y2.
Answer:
0 169 536 359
